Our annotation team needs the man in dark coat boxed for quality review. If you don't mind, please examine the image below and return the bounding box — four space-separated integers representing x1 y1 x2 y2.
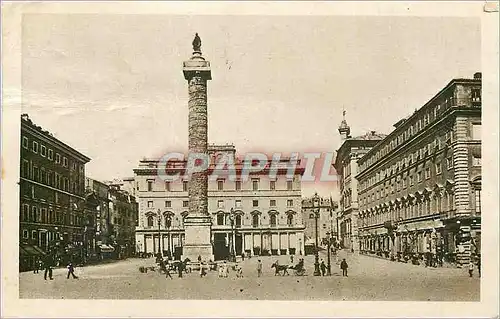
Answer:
67 261 78 279
340 258 348 277
43 254 54 280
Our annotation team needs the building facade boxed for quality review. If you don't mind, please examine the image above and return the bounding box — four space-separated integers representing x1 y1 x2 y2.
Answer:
333 114 387 252
107 183 138 258
133 144 306 260
301 196 338 249
20 114 91 270
357 73 482 266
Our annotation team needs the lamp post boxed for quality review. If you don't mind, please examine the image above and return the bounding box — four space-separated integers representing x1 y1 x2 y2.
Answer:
312 192 321 276
166 215 172 259
229 208 236 262
326 231 332 276
157 209 162 257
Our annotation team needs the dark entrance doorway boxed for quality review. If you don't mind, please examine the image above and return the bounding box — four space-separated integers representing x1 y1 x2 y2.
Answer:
235 234 242 256
213 233 229 261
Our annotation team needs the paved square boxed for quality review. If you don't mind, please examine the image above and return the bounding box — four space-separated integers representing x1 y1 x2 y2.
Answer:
19 251 480 301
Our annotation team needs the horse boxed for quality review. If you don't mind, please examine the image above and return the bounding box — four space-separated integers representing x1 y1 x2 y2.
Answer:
271 262 290 276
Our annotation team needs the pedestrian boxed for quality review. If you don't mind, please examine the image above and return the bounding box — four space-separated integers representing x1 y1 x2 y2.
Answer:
66 261 78 279
199 262 207 277
320 260 326 276
468 261 474 277
340 258 348 277
165 264 173 279
178 261 183 278
43 254 54 280
241 253 245 261
477 257 481 277
224 262 229 278
257 259 263 277
33 257 39 274
290 255 294 264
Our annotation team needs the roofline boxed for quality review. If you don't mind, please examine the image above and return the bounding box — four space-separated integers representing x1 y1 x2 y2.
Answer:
21 119 91 163
358 77 481 163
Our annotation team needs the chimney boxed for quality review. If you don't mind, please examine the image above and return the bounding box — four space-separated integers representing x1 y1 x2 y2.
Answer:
474 72 482 80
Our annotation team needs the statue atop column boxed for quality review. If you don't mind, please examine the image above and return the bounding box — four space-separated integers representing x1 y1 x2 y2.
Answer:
192 33 202 52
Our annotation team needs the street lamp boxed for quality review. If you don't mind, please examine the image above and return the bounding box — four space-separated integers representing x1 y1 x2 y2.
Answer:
157 209 162 257
312 192 321 276
166 215 172 259
229 208 236 262
326 231 332 276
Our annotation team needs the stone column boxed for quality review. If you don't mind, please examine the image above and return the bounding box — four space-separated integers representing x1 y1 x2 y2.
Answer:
181 33 214 261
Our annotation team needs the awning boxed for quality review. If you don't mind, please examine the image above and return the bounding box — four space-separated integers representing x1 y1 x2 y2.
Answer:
98 244 115 253
21 245 46 256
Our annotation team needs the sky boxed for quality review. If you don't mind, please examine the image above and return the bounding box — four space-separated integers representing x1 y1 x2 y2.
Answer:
18 14 480 198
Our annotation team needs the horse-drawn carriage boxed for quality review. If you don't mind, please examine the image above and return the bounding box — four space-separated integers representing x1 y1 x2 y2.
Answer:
271 260 306 276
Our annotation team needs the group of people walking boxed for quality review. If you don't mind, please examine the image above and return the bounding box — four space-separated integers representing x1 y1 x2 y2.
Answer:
33 254 79 280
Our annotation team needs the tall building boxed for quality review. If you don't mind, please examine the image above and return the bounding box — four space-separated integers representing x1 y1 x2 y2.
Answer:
333 112 387 251
357 73 482 266
133 144 306 260
301 196 338 247
107 183 138 258
19 114 91 270
85 177 110 248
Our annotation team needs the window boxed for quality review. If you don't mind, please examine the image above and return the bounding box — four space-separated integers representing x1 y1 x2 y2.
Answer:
409 175 414 186
32 230 37 239
32 141 38 153
40 168 46 184
48 149 53 160
270 199 276 207
472 156 481 166
287 180 293 190
252 200 258 207
287 214 293 226
22 160 29 178
165 217 172 228
287 199 293 207
41 208 47 223
147 216 154 227
475 189 481 213
22 137 29 149
165 201 171 208
23 229 28 239
252 214 259 227
252 179 259 191
217 200 224 208
217 180 224 191
22 205 29 221
472 124 481 140
183 201 189 208
436 162 442 174
183 181 188 192
235 199 242 208
447 157 453 169
63 157 68 167
40 145 46 157
270 214 277 226
235 181 241 191
55 153 61 164
165 182 170 191
417 171 422 182
217 214 224 226
147 180 153 191
309 213 315 219
270 181 276 190
33 166 39 182
235 215 242 227
31 206 37 222
425 167 431 179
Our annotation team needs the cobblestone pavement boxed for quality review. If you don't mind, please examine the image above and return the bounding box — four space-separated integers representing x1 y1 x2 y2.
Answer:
19 250 480 300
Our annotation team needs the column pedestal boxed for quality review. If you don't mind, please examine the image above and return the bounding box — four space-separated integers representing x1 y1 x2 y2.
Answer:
182 216 213 261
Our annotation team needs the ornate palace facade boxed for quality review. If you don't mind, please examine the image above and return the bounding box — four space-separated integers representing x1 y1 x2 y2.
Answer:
356 73 482 266
133 144 306 260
